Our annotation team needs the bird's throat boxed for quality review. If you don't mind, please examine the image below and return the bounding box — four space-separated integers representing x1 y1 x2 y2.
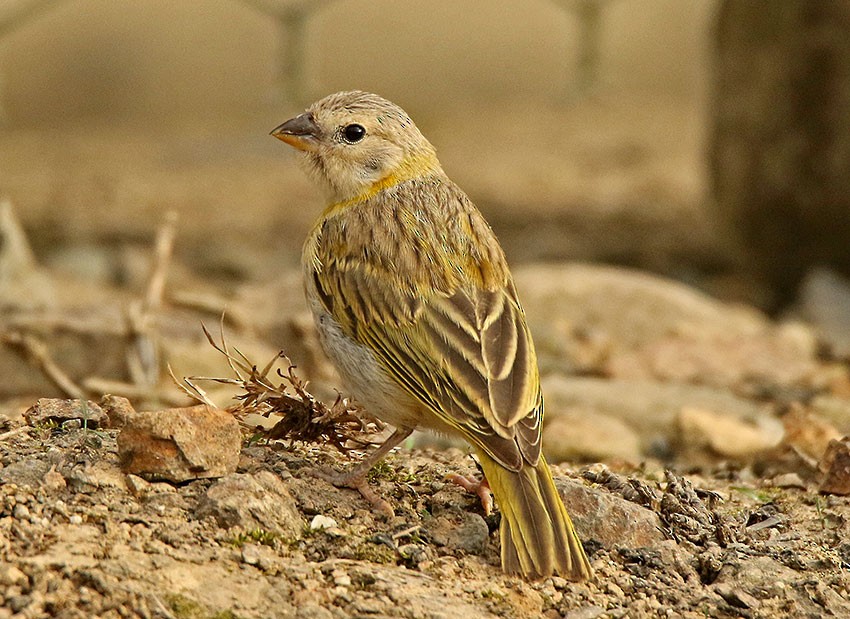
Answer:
322 151 442 219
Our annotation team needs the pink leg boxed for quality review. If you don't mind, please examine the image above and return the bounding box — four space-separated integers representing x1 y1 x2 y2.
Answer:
446 473 494 516
318 427 412 517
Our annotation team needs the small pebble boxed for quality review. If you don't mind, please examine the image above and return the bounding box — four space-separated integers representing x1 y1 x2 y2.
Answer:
0 565 27 587
770 473 806 489
13 504 30 520
69 514 83 525
41 469 66 492
310 515 338 531
125 474 151 497
332 569 351 587
551 576 568 590
241 544 261 566
606 582 626 599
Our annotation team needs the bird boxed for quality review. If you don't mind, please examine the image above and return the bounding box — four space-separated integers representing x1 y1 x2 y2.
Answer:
271 90 592 581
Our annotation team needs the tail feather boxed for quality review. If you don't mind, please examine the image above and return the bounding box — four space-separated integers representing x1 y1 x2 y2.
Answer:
477 450 593 581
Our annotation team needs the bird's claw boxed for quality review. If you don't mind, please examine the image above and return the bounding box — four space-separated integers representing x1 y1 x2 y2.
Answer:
446 473 494 516
309 467 395 517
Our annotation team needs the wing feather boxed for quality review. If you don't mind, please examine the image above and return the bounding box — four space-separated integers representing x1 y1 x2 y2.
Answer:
313 260 543 470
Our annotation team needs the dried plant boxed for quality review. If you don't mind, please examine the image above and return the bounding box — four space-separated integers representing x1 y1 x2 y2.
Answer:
171 323 384 454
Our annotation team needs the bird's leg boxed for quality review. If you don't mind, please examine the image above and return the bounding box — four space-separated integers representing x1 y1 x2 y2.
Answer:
446 473 494 516
320 427 413 517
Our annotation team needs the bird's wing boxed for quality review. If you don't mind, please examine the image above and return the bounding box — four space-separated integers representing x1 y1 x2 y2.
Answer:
311 264 542 471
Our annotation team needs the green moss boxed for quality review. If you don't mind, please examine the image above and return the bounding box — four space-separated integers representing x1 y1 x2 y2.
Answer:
165 594 241 619
165 594 207 619
367 460 396 482
352 541 397 565
230 527 278 547
366 460 418 484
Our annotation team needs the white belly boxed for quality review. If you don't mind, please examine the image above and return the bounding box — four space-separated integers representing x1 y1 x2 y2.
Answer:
305 286 425 430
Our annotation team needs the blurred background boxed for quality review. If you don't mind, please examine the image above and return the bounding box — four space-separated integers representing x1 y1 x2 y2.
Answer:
0 0 714 287
1 0 850 461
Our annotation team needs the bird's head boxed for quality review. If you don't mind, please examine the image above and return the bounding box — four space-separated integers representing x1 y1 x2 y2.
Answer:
271 91 441 202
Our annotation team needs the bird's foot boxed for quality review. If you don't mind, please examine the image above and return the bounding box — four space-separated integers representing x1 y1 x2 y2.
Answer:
310 467 395 517
446 473 494 516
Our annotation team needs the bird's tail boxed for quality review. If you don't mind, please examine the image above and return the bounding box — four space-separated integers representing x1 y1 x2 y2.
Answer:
476 450 593 581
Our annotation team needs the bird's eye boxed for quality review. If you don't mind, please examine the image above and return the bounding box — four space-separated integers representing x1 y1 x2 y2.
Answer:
342 124 366 143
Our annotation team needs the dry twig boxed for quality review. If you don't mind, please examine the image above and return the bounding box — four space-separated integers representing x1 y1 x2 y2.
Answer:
82 376 188 407
1 331 85 398
126 211 178 390
174 323 383 454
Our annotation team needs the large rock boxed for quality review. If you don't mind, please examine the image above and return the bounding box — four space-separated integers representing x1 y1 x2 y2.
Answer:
676 406 783 460
423 508 490 556
543 407 642 463
555 477 666 549
820 437 850 495
23 398 107 429
515 263 817 387
542 375 772 460
117 404 241 482
195 471 303 538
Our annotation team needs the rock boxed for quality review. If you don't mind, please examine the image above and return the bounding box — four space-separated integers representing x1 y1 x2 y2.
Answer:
713 555 850 616
0 565 27 587
542 375 769 460
515 263 817 387
677 406 783 459
125 474 151 497
41 468 66 492
564 607 606 619
781 405 842 463
295 603 335 619
99 394 136 429
195 471 303 538
65 460 127 493
713 583 760 609
239 542 282 572
424 509 490 555
241 543 261 566
515 263 749 348
819 437 850 495
23 398 107 428
630 319 817 387
116 404 240 483
554 477 666 549
799 267 850 358
309 515 338 531
769 473 807 489
0 459 51 488
543 407 641 463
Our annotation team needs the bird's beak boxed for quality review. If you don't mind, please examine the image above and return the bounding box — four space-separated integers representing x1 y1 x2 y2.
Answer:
270 113 320 152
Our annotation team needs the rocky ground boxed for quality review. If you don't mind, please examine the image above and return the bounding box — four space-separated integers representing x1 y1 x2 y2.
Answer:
1 395 849 619
1 255 850 618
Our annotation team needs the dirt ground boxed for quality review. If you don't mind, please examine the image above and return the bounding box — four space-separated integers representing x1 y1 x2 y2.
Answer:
1 403 848 619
